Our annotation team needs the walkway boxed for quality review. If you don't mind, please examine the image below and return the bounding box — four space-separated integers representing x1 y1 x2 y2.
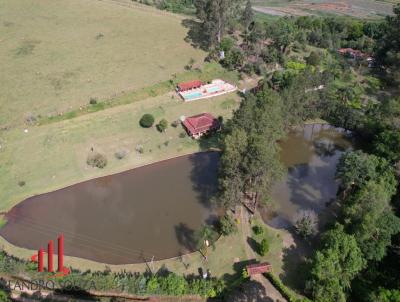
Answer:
239 206 286 302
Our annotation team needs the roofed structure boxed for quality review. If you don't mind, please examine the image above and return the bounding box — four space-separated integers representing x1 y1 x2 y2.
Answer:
246 262 272 276
177 80 203 92
182 113 220 139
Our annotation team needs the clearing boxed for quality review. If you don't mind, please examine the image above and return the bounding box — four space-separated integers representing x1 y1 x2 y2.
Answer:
252 0 397 18
0 0 205 127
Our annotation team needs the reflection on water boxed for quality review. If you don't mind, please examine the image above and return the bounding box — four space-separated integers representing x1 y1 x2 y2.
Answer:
266 124 352 229
1 124 352 264
0 152 219 265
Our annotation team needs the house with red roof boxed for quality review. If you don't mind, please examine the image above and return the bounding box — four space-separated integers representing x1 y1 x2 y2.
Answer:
177 80 203 92
182 113 220 139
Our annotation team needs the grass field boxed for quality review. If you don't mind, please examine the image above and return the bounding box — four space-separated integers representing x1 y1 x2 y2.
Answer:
252 0 397 18
0 84 240 213
0 0 206 128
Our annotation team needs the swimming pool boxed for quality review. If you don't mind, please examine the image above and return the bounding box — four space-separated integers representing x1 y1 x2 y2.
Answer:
207 86 221 93
184 92 203 100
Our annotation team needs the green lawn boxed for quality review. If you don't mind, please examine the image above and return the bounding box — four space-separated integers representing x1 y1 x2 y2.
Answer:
0 0 205 128
0 87 240 212
0 218 247 278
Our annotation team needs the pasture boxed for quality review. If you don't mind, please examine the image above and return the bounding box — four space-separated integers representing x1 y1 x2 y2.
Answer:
0 88 240 213
252 0 397 18
0 0 205 127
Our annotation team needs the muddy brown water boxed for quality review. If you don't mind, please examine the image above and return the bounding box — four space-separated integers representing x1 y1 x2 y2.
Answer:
0 124 352 264
0 152 220 265
265 124 352 229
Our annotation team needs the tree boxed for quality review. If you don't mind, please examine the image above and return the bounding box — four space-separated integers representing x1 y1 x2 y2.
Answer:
195 0 243 47
139 114 155 128
376 4 400 84
218 214 237 236
222 48 244 70
259 238 269 256
242 0 254 30
336 151 384 192
294 210 318 238
218 91 285 208
306 51 321 66
342 181 400 261
308 224 365 302
373 129 400 163
0 290 10 302
157 118 169 132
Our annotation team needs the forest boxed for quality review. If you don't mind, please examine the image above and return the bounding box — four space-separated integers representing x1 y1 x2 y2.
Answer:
191 1 400 301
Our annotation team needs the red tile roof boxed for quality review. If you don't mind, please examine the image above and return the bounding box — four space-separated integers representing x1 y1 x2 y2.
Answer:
246 262 272 276
182 113 220 136
178 80 203 91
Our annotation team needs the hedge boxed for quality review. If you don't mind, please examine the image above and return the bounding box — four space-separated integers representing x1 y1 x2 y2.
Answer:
265 272 311 302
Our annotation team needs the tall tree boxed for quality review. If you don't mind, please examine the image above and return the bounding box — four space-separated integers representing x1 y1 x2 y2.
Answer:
195 0 243 47
218 90 285 208
376 4 400 84
242 0 254 30
308 224 365 302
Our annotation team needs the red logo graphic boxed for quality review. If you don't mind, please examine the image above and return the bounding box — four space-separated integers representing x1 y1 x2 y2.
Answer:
31 234 70 277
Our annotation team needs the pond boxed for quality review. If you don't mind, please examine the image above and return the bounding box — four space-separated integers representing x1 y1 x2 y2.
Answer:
266 124 353 229
0 124 352 265
0 152 220 265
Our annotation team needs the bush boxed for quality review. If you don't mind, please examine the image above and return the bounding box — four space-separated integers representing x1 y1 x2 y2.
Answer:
259 239 269 256
171 120 180 128
89 97 97 105
114 149 127 160
219 214 237 236
139 114 155 128
294 210 318 238
305 51 321 66
157 118 168 132
252 225 263 235
87 152 107 168
18 180 26 187
266 272 311 302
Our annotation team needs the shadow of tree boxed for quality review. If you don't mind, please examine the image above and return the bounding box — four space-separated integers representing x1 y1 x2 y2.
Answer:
246 237 260 256
181 19 209 51
280 231 314 293
222 279 275 302
174 222 197 252
188 151 220 209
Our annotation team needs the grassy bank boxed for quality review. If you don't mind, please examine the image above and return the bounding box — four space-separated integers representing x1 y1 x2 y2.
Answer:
38 63 239 125
0 88 240 212
0 0 206 128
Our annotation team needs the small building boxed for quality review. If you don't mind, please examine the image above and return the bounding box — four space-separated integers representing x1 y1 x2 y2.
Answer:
182 113 220 139
177 80 203 92
338 48 367 60
246 262 272 276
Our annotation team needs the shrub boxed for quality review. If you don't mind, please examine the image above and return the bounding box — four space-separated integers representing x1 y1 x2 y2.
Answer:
294 210 318 238
305 51 321 66
252 225 263 235
171 120 180 128
259 239 269 256
219 214 237 236
114 149 127 160
157 118 168 132
266 272 311 302
135 144 144 154
87 152 107 168
179 132 187 138
18 181 26 187
89 97 97 105
139 114 155 128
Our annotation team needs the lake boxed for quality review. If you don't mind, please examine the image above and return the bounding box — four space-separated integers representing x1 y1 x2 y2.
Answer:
0 124 352 264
